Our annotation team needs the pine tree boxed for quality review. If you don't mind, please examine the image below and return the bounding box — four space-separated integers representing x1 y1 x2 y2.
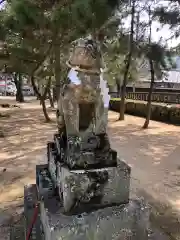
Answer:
0 0 125 119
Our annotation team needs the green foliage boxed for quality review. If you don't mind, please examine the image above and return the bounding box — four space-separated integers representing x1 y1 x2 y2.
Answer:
104 53 138 86
70 0 119 31
104 30 175 87
1 0 175 97
154 1 180 40
154 0 180 62
103 30 139 87
154 6 180 26
0 0 125 77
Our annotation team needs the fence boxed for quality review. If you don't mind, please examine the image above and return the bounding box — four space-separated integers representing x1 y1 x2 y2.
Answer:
109 90 180 104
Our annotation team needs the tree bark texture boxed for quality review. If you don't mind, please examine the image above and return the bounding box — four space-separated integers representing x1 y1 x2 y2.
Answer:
54 43 61 101
31 75 51 122
143 59 154 129
119 0 135 120
48 87 54 108
143 5 154 129
40 97 51 122
14 73 24 102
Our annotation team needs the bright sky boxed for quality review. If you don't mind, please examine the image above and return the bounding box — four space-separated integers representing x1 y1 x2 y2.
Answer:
123 0 180 48
146 11 180 48
145 0 179 47
151 22 180 47
0 0 5 9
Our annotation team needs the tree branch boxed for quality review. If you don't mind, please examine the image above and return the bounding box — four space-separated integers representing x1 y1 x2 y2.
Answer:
30 75 41 98
31 74 51 99
43 76 51 99
31 44 52 74
0 0 5 5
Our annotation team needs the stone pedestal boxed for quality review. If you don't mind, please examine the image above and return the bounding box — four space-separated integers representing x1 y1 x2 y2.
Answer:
57 159 130 213
40 198 149 240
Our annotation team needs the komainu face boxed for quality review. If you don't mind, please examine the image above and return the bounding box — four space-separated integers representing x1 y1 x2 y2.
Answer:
67 37 102 74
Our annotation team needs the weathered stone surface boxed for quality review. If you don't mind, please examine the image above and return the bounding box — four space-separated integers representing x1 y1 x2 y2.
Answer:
67 38 102 76
56 38 111 169
50 133 117 170
65 135 117 169
40 198 149 240
36 164 55 198
24 184 43 240
57 158 130 213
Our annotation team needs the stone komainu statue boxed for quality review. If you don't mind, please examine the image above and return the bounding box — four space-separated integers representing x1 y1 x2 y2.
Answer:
54 39 117 212
56 37 114 169
54 37 120 213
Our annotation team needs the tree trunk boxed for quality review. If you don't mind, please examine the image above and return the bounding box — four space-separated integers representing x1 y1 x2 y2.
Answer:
119 0 135 120
40 97 51 122
143 59 154 129
52 87 56 102
119 83 126 120
142 5 154 129
48 88 54 108
15 73 24 102
116 80 121 97
54 43 61 101
31 75 41 99
31 75 51 122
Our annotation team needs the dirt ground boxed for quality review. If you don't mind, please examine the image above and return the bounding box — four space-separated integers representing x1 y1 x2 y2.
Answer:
108 112 180 239
0 98 180 239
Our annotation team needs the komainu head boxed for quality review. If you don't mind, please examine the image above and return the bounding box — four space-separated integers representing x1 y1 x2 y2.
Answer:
66 37 102 75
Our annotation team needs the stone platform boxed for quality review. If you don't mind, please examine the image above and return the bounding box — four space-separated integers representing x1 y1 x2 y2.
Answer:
9 184 170 240
57 159 131 212
36 163 149 240
39 197 150 240
43 147 131 213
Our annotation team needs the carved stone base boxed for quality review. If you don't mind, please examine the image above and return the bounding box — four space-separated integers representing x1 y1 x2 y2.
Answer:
65 134 117 169
57 159 130 213
40 198 149 240
51 134 117 170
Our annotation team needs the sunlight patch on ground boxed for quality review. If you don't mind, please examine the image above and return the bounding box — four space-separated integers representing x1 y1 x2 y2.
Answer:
0 176 35 209
168 199 180 214
0 151 23 162
139 145 177 161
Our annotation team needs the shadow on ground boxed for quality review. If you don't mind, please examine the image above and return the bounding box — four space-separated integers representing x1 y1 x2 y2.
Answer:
138 188 180 240
0 102 56 213
0 103 180 239
108 111 180 239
